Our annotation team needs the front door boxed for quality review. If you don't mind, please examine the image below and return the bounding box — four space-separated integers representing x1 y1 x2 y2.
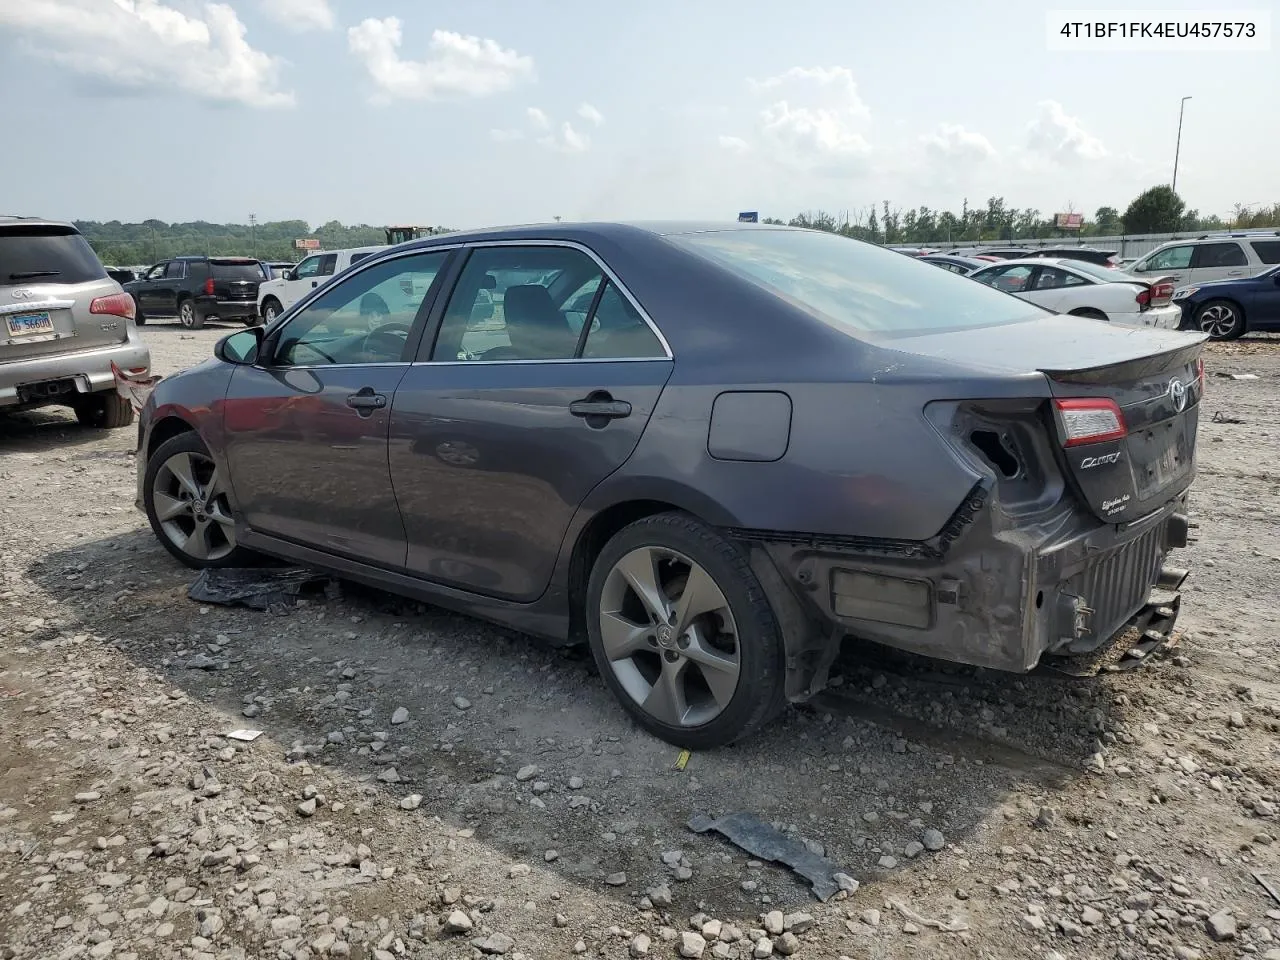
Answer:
280 254 327 310
1134 244 1193 286
221 249 454 568
134 262 168 313
389 244 673 601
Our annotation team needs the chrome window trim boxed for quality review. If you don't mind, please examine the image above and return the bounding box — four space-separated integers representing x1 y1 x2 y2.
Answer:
411 357 672 367
255 361 411 371
445 238 674 361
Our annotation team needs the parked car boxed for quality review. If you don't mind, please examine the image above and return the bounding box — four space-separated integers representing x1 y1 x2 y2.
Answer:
920 254 987 275
1028 247 1120 268
136 222 1204 748
1126 235 1280 288
263 261 295 281
1172 263 1280 339
969 258 1181 328
256 246 386 324
1 217 149 427
124 256 264 329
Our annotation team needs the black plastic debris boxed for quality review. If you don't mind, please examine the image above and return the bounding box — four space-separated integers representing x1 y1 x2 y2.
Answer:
187 566 337 613
688 811 854 901
1212 411 1245 424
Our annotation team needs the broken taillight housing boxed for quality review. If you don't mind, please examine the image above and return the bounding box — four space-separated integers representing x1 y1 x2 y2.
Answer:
1053 398 1127 447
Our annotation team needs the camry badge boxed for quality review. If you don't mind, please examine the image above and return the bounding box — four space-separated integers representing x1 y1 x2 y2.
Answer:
1168 378 1187 413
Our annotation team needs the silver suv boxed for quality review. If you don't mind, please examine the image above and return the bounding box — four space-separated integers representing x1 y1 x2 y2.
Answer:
1127 234 1280 287
1 217 151 428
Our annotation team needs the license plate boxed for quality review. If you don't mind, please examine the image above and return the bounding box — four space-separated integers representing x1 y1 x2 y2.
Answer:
5 311 54 337
1139 432 1190 497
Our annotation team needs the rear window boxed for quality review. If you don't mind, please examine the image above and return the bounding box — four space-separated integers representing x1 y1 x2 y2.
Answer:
1064 260 1122 282
210 260 265 281
0 226 107 285
1249 240 1280 265
349 252 374 266
670 229 1043 334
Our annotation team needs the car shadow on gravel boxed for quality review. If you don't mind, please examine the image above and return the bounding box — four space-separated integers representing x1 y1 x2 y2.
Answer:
27 527 1127 919
0 408 124 452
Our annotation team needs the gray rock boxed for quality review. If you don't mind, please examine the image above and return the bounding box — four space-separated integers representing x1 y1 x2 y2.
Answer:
185 653 223 670
833 873 859 895
515 765 540 782
860 909 880 927
922 828 946 851
508 864 531 878
783 913 813 934
377 766 401 783
753 938 773 958
877 855 897 869
296 798 317 817
903 841 924 859
605 871 627 886
399 794 423 811
391 707 409 725
630 933 651 957
763 911 784 936
443 911 473 934
679 932 707 959
775 932 800 956
474 932 515 955
454 696 472 710
271 916 302 937
568 776 584 790
1081 906 1104 925
648 884 673 907
1206 910 1237 942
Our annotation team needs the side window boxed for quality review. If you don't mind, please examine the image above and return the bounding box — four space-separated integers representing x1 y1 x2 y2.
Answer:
145 263 167 280
581 283 666 359
431 246 604 361
272 252 449 367
1033 267 1089 291
164 261 186 279
1192 242 1247 268
319 254 338 276
1249 240 1280 265
349 252 374 267
292 256 322 280
1146 245 1193 271
976 265 1033 292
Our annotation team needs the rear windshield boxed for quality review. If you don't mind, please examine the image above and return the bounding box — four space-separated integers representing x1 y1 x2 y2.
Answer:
210 260 264 281
0 227 107 285
669 229 1043 334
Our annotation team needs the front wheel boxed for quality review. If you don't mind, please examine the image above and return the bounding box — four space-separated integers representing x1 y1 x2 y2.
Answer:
133 297 147 325
1195 299 1246 340
144 432 253 568
260 299 281 325
585 512 787 749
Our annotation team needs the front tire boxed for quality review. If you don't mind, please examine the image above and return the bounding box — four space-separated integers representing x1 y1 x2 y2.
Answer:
133 298 147 325
144 432 252 568
585 512 787 749
178 298 205 330
260 298 282 325
73 392 134 429
1195 299 1246 340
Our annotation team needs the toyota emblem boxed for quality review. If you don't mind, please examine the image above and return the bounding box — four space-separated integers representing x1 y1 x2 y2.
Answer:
1168 378 1188 413
10 288 36 300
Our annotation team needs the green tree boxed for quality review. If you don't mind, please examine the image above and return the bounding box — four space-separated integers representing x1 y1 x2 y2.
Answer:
1122 186 1185 234
1093 206 1121 234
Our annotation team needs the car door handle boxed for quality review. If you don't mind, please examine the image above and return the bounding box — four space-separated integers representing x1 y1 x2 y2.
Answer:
346 389 387 411
569 395 631 420
311 281 318 288
1227 270 1244 276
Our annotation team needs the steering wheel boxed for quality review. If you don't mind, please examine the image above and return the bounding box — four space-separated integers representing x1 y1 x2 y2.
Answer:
358 322 412 360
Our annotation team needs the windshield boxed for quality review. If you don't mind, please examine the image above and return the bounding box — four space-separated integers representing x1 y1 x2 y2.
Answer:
669 228 1043 334
0 227 107 284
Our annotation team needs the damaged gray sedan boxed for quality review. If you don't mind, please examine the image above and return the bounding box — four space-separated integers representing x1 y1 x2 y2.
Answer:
135 222 1205 748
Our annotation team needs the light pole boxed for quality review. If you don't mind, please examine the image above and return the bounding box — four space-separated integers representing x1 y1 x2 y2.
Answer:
249 213 258 258
1172 96 1191 194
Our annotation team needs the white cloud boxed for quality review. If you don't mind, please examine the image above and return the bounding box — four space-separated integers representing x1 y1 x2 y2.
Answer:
0 0 293 108
744 65 873 174
348 18 534 101
539 121 590 155
578 103 604 126
718 135 750 153
1026 100 1107 163
259 0 333 32
921 123 997 163
526 106 550 130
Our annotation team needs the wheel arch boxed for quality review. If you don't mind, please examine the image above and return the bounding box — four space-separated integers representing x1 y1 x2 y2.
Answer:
146 414 198 463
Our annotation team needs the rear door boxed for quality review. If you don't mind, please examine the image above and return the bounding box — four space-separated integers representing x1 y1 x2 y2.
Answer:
1026 265 1091 312
389 243 673 601
0 223 128 363
1189 241 1249 284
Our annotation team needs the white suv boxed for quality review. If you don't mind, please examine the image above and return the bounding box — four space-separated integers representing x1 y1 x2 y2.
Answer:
256 245 386 324
1126 234 1280 288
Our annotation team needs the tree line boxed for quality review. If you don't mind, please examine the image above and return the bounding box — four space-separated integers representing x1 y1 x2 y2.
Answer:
762 187 1279 245
77 186 1278 265
78 219 455 266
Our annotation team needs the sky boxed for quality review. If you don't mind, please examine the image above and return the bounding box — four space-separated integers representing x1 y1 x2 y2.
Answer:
0 0 1275 229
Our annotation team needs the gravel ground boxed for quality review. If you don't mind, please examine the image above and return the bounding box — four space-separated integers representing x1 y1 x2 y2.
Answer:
2 321 1279 960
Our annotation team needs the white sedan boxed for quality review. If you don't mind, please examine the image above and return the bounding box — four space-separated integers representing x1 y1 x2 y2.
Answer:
969 258 1182 328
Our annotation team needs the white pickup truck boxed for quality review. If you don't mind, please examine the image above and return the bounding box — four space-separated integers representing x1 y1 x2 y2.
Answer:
256 245 387 324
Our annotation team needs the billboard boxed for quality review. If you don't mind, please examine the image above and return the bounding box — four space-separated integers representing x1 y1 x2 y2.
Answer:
1053 213 1084 230
738 211 759 223
294 237 321 250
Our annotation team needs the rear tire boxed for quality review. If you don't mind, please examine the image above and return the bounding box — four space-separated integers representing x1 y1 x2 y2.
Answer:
178 298 204 330
585 512 787 749
1069 308 1109 322
1195 299 1246 340
73 391 134 429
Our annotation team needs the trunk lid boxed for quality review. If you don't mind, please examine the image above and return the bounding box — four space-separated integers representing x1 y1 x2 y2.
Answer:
888 315 1206 524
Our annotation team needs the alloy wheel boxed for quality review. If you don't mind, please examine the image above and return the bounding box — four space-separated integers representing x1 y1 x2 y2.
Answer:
263 303 278 323
179 301 196 327
151 450 236 561
598 546 741 728
1198 304 1239 339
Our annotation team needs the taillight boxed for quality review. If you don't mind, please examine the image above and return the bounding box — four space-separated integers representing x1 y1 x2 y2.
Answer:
1054 398 1127 447
1135 288 1151 310
204 277 216 296
89 293 136 321
1149 281 1175 306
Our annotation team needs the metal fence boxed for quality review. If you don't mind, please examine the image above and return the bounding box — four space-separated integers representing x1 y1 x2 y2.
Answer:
920 229 1280 259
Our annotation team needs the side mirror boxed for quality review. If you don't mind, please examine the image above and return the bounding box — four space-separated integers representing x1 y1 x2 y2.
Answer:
215 328 263 366
285 269 297 281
